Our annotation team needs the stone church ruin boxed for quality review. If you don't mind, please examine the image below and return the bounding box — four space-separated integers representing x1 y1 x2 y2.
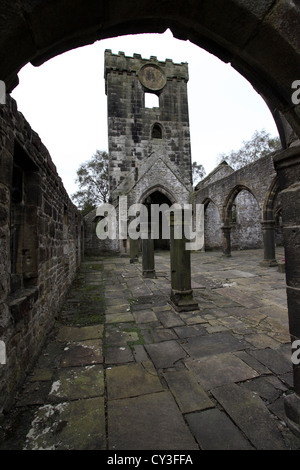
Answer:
0 0 300 441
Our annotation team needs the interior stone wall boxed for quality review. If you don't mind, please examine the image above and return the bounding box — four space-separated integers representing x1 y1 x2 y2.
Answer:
0 95 83 412
231 190 263 250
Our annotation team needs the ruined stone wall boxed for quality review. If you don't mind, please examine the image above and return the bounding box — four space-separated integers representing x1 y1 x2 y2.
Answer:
195 154 279 251
231 190 263 250
0 96 83 412
84 209 120 256
204 201 222 250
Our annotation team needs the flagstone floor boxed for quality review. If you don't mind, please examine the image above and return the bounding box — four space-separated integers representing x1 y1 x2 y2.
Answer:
1 248 300 450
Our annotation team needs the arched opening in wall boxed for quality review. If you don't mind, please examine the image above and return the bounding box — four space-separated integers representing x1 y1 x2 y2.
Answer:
203 199 222 251
142 190 174 250
229 189 263 250
145 92 160 109
151 123 163 139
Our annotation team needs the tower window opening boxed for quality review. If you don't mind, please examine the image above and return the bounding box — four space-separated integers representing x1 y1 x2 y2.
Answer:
145 92 159 109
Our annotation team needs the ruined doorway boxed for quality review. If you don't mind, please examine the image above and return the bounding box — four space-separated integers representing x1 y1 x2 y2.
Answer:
142 190 173 250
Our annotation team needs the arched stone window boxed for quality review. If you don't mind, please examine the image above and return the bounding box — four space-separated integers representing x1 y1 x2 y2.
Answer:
151 123 163 139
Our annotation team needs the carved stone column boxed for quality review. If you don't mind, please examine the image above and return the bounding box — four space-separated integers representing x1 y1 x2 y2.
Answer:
260 220 278 267
169 210 198 312
273 146 300 436
129 238 139 264
221 225 232 257
142 227 156 278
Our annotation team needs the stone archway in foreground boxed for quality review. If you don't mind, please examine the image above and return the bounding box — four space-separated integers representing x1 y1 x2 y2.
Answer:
1 1 300 144
1 0 300 435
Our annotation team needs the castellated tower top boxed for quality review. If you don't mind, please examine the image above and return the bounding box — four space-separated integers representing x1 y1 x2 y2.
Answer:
104 50 192 205
104 49 189 94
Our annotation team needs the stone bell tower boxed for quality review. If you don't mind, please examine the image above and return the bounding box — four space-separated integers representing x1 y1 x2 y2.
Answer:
104 50 193 207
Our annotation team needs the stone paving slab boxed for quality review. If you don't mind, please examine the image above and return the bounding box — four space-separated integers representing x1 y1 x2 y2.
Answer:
185 352 258 390
56 325 104 342
2 249 300 451
163 370 214 413
248 347 293 376
133 309 158 323
239 376 282 403
214 287 263 308
212 383 288 450
173 324 207 338
23 397 106 450
155 309 185 328
48 365 104 401
209 269 257 279
106 312 135 323
106 363 163 400
182 331 248 358
60 339 103 367
149 326 178 342
144 340 187 369
244 333 282 349
105 326 139 346
107 391 199 450
105 345 134 364
185 408 253 450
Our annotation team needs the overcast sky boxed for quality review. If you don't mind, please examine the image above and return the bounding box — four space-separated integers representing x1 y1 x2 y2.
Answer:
11 29 278 198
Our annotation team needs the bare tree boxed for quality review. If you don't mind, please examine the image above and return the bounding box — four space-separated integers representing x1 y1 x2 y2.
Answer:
192 161 206 186
217 129 281 170
72 150 109 215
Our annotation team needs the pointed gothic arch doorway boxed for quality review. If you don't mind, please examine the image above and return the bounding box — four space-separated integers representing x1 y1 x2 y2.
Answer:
141 189 175 250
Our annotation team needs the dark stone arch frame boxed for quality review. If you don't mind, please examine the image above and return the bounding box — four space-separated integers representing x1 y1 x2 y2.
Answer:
139 184 178 205
1 0 300 435
263 176 280 222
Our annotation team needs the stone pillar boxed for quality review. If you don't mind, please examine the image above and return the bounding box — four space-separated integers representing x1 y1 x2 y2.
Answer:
273 147 300 436
221 225 232 257
169 210 198 312
129 238 139 264
142 228 156 278
260 220 278 267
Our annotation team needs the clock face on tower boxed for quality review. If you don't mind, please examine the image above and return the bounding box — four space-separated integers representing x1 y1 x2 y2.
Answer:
138 64 167 91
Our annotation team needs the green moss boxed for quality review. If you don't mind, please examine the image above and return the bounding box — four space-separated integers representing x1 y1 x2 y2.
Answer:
124 325 145 350
58 260 106 326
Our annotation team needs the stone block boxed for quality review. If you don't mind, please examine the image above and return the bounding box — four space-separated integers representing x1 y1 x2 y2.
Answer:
212 383 288 449
107 391 198 450
106 363 163 400
60 339 103 367
186 408 253 450
145 340 186 369
48 365 104 401
185 352 258 390
23 398 106 450
163 369 214 413
182 331 248 358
